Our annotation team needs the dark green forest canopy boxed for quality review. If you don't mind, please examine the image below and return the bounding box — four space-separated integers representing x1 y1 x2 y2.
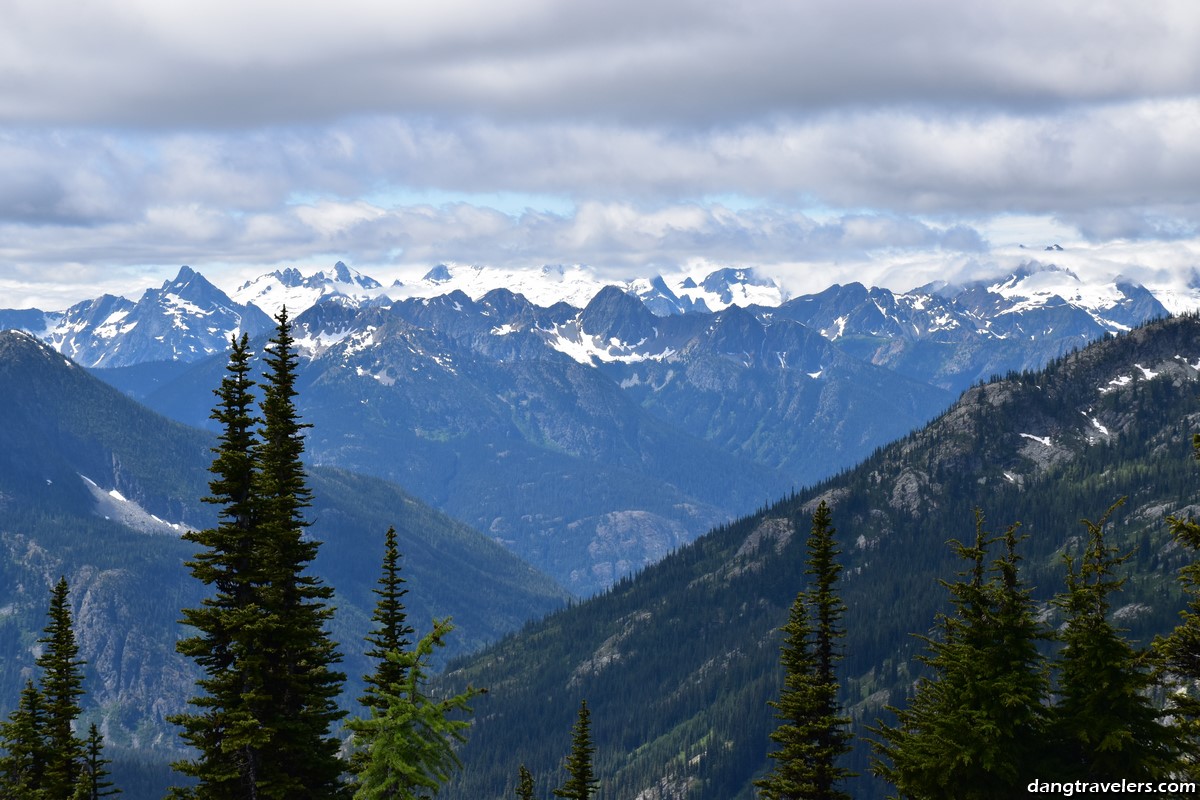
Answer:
437 314 1200 800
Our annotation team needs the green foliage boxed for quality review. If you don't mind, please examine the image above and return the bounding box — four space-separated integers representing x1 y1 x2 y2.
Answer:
347 620 480 799
253 308 347 797
172 314 346 799
1158 432 1200 774
871 515 1049 800
0 579 103 800
756 591 820 800
75 723 120 799
0 680 48 799
0 328 565 799
554 700 597 800
171 331 264 797
757 501 852 800
1049 500 1178 781
515 764 535 800
360 526 415 712
37 577 87 800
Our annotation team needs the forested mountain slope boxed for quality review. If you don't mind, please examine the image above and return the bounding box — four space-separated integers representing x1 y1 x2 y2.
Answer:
0 330 567 795
438 314 1200 800
11 261 1166 596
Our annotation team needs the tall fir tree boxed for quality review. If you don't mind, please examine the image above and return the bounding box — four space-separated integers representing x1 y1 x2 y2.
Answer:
172 331 268 798
1048 502 1177 781
1158 433 1200 773
756 590 820 800
73 723 119 799
0 679 48 799
554 700 597 800
756 501 853 800
350 525 416 785
252 307 347 798
173 316 347 799
37 577 87 800
360 526 415 711
872 514 1049 799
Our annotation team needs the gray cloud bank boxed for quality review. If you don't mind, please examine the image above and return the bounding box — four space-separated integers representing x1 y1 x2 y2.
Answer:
0 0 1198 306
2 0 1197 126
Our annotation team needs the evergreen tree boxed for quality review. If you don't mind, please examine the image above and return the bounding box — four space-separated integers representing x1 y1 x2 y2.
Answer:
515 764 536 800
253 307 347 798
1159 433 1200 772
872 514 1048 799
1048 502 1177 780
756 501 853 800
347 619 479 799
361 526 415 711
756 591 820 800
38 576 87 800
350 525 417 784
0 680 48 799
73 724 119 799
172 316 347 799
554 700 597 800
171 331 267 798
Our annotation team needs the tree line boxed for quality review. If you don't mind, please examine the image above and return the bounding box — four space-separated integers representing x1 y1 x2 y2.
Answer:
0 311 598 800
758 486 1200 800
8 310 1200 798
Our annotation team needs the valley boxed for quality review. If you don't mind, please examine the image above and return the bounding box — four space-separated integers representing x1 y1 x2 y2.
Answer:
0 263 1194 798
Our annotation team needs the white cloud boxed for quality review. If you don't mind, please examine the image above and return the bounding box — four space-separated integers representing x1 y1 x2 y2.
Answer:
0 0 1198 308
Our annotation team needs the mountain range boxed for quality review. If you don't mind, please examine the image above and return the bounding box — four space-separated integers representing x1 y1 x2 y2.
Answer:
1 262 1198 797
0 329 567 794
0 261 1180 595
435 312 1200 800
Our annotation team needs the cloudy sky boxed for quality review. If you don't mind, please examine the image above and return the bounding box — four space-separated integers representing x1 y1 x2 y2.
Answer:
2 0 1199 308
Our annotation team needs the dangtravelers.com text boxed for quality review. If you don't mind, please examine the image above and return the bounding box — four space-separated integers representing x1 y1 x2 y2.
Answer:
1028 779 1197 796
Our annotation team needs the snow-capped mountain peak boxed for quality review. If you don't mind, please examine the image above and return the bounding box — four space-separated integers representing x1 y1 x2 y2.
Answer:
676 267 783 311
232 262 384 318
977 261 1165 331
31 266 272 368
384 262 784 315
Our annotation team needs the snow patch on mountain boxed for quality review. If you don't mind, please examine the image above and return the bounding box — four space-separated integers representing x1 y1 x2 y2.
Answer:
80 474 190 536
1135 364 1159 379
543 323 678 366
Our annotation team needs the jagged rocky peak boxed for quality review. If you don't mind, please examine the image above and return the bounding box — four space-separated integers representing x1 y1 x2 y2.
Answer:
316 261 381 290
629 275 710 316
236 266 307 292
675 266 784 310
707 304 767 354
232 263 383 320
155 265 228 303
63 293 135 327
579 285 658 345
479 287 534 319
170 264 200 286
423 264 454 283
700 267 773 294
